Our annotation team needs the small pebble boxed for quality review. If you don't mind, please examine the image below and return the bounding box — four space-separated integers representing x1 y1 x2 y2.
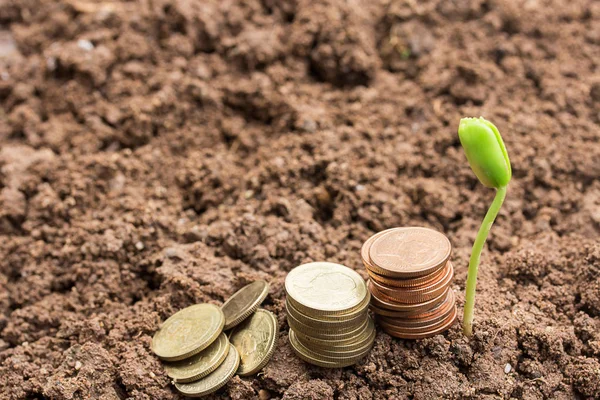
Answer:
135 242 144 250
77 39 94 51
75 361 82 370
164 248 178 258
504 363 512 373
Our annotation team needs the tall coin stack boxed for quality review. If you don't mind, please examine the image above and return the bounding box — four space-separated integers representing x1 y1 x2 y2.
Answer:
361 227 458 339
285 262 376 368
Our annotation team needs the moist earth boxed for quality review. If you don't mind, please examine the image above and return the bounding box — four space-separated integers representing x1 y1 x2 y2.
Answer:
1 0 600 399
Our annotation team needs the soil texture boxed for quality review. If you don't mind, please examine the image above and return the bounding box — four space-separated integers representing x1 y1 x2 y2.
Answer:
1 0 600 399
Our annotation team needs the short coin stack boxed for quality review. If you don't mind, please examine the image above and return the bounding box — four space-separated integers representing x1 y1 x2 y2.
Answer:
362 227 458 339
285 262 375 368
152 281 277 397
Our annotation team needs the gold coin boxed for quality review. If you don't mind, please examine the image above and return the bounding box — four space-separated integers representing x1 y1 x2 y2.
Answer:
152 304 224 361
174 344 240 397
289 332 357 368
164 333 230 383
289 330 373 365
286 307 367 337
287 290 371 323
229 309 278 376
291 329 375 361
368 227 452 278
299 318 376 354
221 280 269 330
304 329 375 358
291 316 370 342
285 262 368 315
285 299 368 329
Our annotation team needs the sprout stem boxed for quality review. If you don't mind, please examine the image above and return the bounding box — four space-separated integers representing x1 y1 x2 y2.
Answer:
463 185 507 337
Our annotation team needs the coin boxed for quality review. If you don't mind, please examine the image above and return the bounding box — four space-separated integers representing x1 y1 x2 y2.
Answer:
365 260 447 288
291 316 370 342
174 344 240 397
164 333 230 383
368 227 451 278
222 280 269 330
285 299 368 330
229 309 278 376
152 304 225 361
381 306 457 339
286 306 366 336
378 298 455 329
369 262 453 303
287 290 371 322
288 332 356 368
371 289 455 320
299 318 376 353
289 330 374 364
368 281 449 312
285 262 368 315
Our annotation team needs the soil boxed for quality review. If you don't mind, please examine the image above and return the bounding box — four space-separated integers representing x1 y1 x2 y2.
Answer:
1 0 599 399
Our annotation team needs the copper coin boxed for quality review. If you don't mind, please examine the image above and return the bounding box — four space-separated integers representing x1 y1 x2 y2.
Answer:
368 227 452 278
369 262 454 304
360 229 395 276
363 229 446 287
378 293 455 328
368 288 451 318
369 281 449 312
380 306 457 339
364 261 447 288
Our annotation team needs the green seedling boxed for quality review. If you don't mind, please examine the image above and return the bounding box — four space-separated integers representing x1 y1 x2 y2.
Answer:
458 117 511 337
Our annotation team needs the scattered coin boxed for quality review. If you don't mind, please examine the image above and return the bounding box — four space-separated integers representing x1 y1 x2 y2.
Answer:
229 309 278 376
152 304 225 361
164 333 230 383
174 344 240 397
152 280 275 395
222 280 270 330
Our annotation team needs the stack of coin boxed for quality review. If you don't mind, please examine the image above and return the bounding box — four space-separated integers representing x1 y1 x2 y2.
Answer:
361 227 458 339
152 281 278 397
285 262 375 368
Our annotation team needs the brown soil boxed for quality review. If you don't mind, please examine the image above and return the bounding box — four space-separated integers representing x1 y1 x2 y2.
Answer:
1 0 600 399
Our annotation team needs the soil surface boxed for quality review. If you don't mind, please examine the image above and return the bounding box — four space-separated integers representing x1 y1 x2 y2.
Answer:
1 0 600 399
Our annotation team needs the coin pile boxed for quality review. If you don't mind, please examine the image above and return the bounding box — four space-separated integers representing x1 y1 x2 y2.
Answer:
361 227 458 339
152 281 278 397
285 262 375 368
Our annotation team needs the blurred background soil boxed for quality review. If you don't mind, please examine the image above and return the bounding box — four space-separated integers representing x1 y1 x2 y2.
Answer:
1 0 599 398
